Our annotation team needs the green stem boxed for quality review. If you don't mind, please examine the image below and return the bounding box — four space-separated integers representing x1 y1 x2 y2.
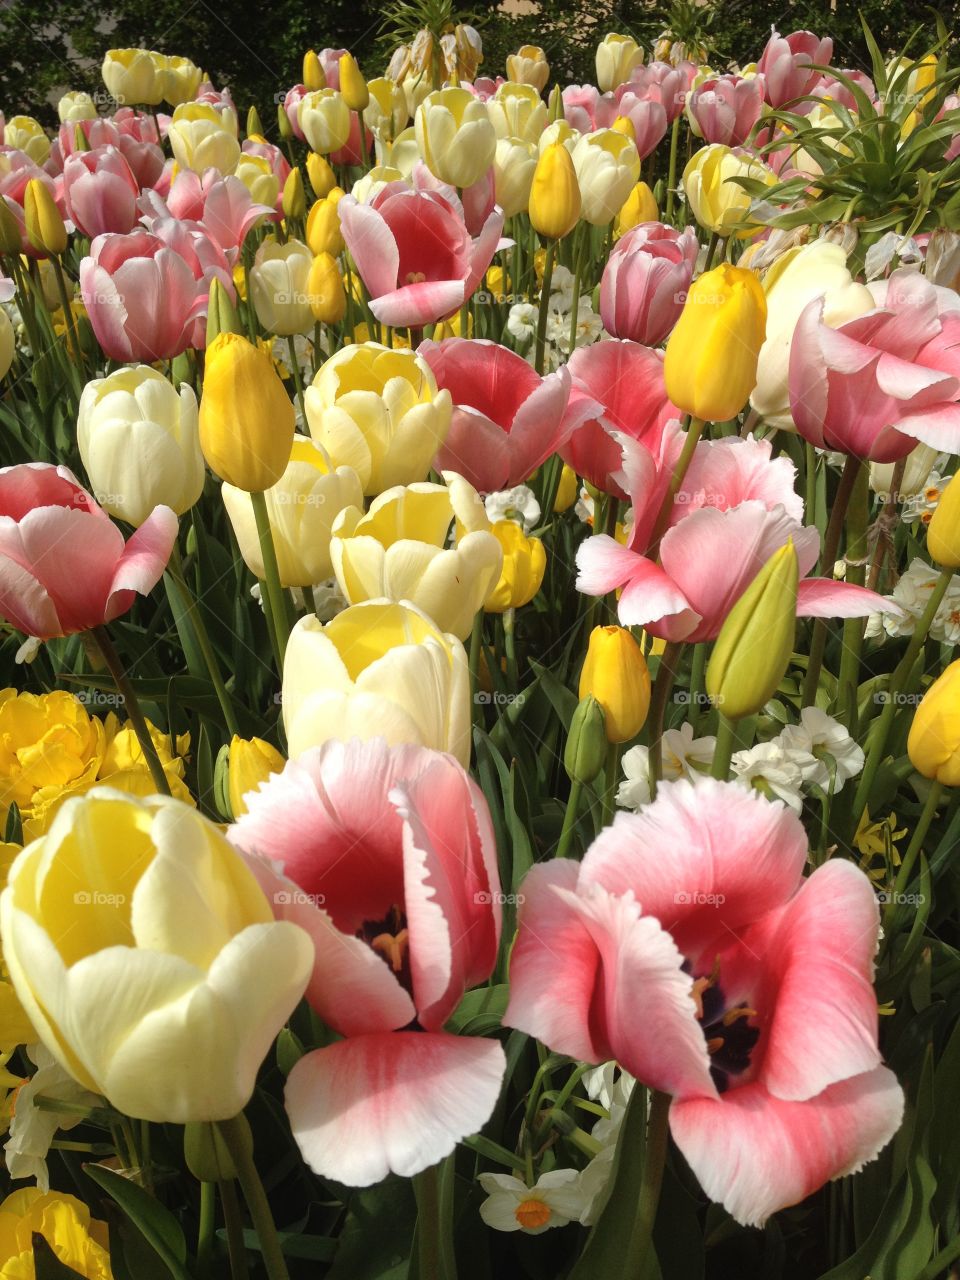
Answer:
197 1181 216 1278
601 741 620 826
645 416 705 556
916 1230 960 1280
51 255 84 390
90 626 171 795
533 240 557 376
216 1115 289 1280
469 610 484 728
701 230 721 273
886 779 942 928
838 464 870 734
688 642 707 733
218 1179 250 1280
567 223 587 355
711 713 737 780
250 490 290 665
285 334 305 423
804 440 818 528
503 607 517 690
555 777 584 859
624 1090 672 1272
802 455 863 708
665 115 681 222
848 567 954 840
413 1162 455 1280
167 543 240 736
647 640 684 797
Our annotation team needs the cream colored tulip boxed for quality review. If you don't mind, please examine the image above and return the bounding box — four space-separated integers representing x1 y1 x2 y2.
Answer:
222 436 363 586
234 152 280 209
330 474 502 639
153 53 203 106
4 117 49 166
572 128 641 226
363 78 409 144
77 365 204 526
596 33 643 93
57 92 97 125
487 82 548 143
415 87 497 187
538 119 579 154
282 601 471 763
101 48 162 106
249 238 315 336
298 89 351 155
871 444 941 502
168 104 241 175
493 137 538 217
0 789 314 1123
305 343 452 496
351 165 405 205
506 46 550 92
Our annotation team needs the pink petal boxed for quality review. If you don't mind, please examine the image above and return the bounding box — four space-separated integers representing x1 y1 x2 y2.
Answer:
434 408 512 493
285 1032 507 1185
104 504 177 622
796 577 903 618
338 197 400 299
0 554 60 637
368 279 466 328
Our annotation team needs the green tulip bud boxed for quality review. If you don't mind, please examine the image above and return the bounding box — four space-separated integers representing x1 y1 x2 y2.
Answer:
184 1121 241 1183
564 694 608 785
246 105 264 139
205 275 241 348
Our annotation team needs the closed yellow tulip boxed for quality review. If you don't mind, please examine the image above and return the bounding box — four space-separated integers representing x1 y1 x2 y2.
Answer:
303 49 326 91
306 151 337 197
664 263 767 422
199 332 295 492
614 180 658 237
307 252 347 325
339 52 370 111
926 471 960 569
228 735 285 817
683 143 777 238
578 625 651 743
908 659 960 786
529 141 581 240
306 194 344 257
485 521 546 612
23 179 66 257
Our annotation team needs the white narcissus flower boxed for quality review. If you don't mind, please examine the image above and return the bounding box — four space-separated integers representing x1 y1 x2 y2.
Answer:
4 1045 100 1190
901 471 953 524
616 745 652 810
732 741 807 813
506 303 538 346
872 558 960 644
577 1145 616 1225
618 725 718 811
484 486 541 533
777 707 865 791
478 1170 586 1234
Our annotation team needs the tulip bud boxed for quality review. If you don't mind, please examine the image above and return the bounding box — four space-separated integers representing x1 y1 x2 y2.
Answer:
554 463 578 512
184 1121 241 1183
277 101 293 141
306 195 344 257
664 263 767 422
908 659 960 786
206 275 242 346
228 734 285 818
564 694 608 784
614 181 658 238
73 122 91 152
199 333 295 492
579 625 651 743
706 540 798 720
339 52 370 111
303 49 326 92
484 521 546 612
246 105 264 138
548 84 563 122
282 167 307 221
306 151 337 198
925 471 960 569
529 142 581 241
24 180 66 257
308 252 346 325
0 200 22 255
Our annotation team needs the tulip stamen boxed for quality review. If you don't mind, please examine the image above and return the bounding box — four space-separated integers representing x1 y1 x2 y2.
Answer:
370 928 409 973
404 271 427 284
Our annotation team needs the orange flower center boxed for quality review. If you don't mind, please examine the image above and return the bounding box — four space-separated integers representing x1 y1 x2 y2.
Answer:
515 1198 551 1230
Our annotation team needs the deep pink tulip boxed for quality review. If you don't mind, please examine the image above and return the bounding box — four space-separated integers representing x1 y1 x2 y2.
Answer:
577 432 896 640
758 30 833 107
0 463 176 639
229 737 506 1187
600 222 699 345
789 269 960 462
561 339 679 497
688 75 765 146
562 84 618 133
62 145 139 237
338 187 503 328
422 337 599 492
410 160 496 238
611 90 668 159
505 779 904 1227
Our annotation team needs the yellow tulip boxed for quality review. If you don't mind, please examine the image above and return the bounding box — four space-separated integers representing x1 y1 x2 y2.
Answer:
493 137 538 218
303 49 326 91
306 151 337 197
554 464 578 512
506 45 550 92
578 625 651 743
282 601 471 763
154 53 203 106
3 116 50 165
0 1188 112 1278
102 47 163 106
682 143 777 238
23 180 66 257
529 141 581 240
706 540 798 720
596 32 644 93
282 167 306 220
330 475 503 639
339 52 370 111
299 89 351 155
663 263 767 422
57 92 97 125
305 343 452 496
307 252 347 325
199 332 295 492
363 78 409 144
614 180 658 238
487 82 548 143
306 194 344 256
572 128 641 226
168 103 241 174
415 86 497 187
485 521 546 612
234 152 280 207
908 659 960 786
925 471 960 569
228 735 285 818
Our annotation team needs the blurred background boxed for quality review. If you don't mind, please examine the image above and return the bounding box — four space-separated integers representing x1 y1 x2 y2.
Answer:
1 0 957 128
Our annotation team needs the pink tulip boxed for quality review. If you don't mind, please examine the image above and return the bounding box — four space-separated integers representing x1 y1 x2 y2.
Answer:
789 269 960 462
812 69 876 110
758 30 833 107
467 77 503 102
561 340 679 497
229 738 506 1187
422 337 599 492
410 160 495 238
0 463 176 639
600 222 698 345
504 778 904 1227
688 75 765 146
562 85 618 133
619 62 695 123
577 432 897 640
56 114 164 189
338 187 503 328
141 170 271 262
62 146 139 237
318 48 349 90
283 85 308 141
80 227 207 361
610 90 668 159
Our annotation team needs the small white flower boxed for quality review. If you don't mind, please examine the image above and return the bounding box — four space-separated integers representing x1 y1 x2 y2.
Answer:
616 745 652 810
662 722 718 780
577 1145 616 1225
902 470 952 524
507 302 538 346
478 1169 587 1234
575 487 595 526
583 1061 636 1111
549 263 576 310
777 707 865 791
485 485 541 532
4 1045 100 1191
878 558 960 643
15 636 41 664
732 741 806 813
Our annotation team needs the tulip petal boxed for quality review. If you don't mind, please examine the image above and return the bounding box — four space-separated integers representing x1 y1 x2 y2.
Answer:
368 279 466 329
668 1068 904 1228
286 1031 507 1185
0 552 60 637
796 577 903 618
104 504 178 621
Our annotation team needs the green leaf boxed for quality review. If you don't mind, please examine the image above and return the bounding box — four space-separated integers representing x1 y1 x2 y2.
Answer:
326 1179 416 1280
445 984 510 1036
230 1228 337 1261
818 1153 937 1279
32 1236 87 1280
83 1163 191 1280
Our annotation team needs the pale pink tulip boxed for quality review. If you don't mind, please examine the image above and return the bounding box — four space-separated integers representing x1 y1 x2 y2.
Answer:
619 62 695 123
422 337 599 492
789 268 960 461
338 187 503 328
62 145 140 237
688 75 765 146
505 778 904 1227
613 90 669 159
758 30 833 107
229 738 506 1187
283 86 308 141
318 48 349 89
562 85 618 133
0 463 176 639
600 222 698 345
812 69 876 110
140 170 272 261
